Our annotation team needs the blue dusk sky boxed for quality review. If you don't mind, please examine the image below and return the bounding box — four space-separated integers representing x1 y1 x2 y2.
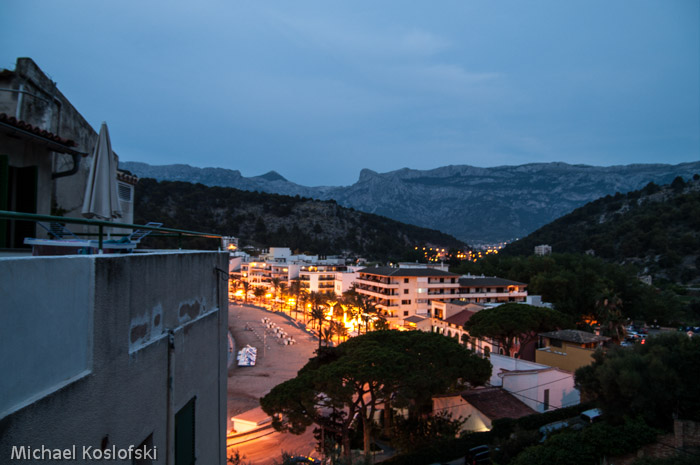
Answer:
1 1 698 186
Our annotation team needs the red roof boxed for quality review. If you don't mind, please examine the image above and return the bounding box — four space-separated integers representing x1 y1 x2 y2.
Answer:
461 387 535 420
0 113 77 147
444 309 476 327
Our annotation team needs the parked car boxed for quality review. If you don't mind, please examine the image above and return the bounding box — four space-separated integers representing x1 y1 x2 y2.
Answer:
288 456 322 465
539 420 570 442
465 445 491 465
580 408 603 424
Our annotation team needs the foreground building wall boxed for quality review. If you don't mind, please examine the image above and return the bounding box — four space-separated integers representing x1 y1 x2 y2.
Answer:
0 251 228 465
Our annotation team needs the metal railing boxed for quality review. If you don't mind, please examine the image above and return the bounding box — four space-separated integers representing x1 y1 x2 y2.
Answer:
0 210 222 251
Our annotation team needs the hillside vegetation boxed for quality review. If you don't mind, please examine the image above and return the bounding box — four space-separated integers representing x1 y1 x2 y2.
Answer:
503 175 700 285
133 178 464 260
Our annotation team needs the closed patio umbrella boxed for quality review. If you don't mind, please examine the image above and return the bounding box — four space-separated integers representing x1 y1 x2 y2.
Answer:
82 122 123 220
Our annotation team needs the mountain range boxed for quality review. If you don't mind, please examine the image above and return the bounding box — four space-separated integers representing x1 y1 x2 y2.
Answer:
120 161 700 244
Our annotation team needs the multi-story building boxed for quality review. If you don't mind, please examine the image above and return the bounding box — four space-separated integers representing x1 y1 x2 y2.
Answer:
299 264 347 294
457 275 528 304
231 247 349 294
354 266 461 319
355 266 528 323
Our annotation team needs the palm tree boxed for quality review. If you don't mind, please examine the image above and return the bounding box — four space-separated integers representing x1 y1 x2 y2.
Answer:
289 277 302 319
278 281 288 313
341 289 361 334
270 277 281 310
298 288 309 324
596 288 626 344
253 286 266 306
308 291 327 351
354 292 378 334
324 292 340 325
321 324 335 347
332 321 347 345
240 280 250 304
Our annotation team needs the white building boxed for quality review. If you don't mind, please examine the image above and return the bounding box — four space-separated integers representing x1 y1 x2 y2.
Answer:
354 266 461 320
534 244 552 256
489 354 580 413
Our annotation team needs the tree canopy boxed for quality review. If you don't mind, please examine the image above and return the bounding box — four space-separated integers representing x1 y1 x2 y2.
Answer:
260 330 491 458
464 303 571 357
575 332 700 430
452 253 688 325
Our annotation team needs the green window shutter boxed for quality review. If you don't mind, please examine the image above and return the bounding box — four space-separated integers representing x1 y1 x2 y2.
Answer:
175 397 196 465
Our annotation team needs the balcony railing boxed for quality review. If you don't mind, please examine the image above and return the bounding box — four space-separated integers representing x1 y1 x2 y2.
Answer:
356 277 397 287
0 210 222 252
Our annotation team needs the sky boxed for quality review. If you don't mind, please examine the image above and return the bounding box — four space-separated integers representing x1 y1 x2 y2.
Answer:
1 1 698 186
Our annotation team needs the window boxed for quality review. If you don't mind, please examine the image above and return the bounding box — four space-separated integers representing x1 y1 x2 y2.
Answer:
440 278 444 283
175 397 196 465
544 389 550 411
403 289 409 294
404 278 409 283
403 311 409 316
401 300 411 305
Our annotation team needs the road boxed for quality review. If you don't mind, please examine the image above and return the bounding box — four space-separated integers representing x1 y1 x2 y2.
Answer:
226 303 320 464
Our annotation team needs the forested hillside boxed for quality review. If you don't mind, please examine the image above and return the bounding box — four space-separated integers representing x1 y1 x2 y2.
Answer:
133 178 465 260
503 175 700 285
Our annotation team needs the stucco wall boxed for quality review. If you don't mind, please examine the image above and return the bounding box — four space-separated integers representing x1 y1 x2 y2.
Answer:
0 251 228 465
502 370 580 413
432 395 491 433
0 255 93 418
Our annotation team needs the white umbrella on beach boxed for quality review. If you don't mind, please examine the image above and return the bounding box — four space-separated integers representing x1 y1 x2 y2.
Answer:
82 122 122 220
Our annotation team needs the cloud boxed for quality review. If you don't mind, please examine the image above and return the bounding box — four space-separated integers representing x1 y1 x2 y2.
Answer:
268 11 450 59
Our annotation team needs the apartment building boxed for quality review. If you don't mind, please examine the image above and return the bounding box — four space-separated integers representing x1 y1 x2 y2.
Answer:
354 265 529 322
354 266 461 319
299 264 349 294
457 275 528 304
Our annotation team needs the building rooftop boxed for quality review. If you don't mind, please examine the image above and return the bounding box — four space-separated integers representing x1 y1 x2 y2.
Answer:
461 387 536 420
444 310 476 327
0 112 78 147
539 329 610 344
459 276 526 287
404 315 427 324
359 266 458 277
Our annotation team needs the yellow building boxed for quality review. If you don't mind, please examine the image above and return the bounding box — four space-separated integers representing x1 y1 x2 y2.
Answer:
536 330 609 373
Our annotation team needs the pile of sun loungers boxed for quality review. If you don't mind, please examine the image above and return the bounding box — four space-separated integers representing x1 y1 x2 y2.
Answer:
261 317 296 345
237 344 257 366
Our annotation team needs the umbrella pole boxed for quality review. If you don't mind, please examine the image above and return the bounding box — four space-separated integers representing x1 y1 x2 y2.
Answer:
99 224 104 254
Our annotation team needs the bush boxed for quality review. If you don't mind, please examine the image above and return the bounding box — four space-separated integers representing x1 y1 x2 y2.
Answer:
510 417 659 465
